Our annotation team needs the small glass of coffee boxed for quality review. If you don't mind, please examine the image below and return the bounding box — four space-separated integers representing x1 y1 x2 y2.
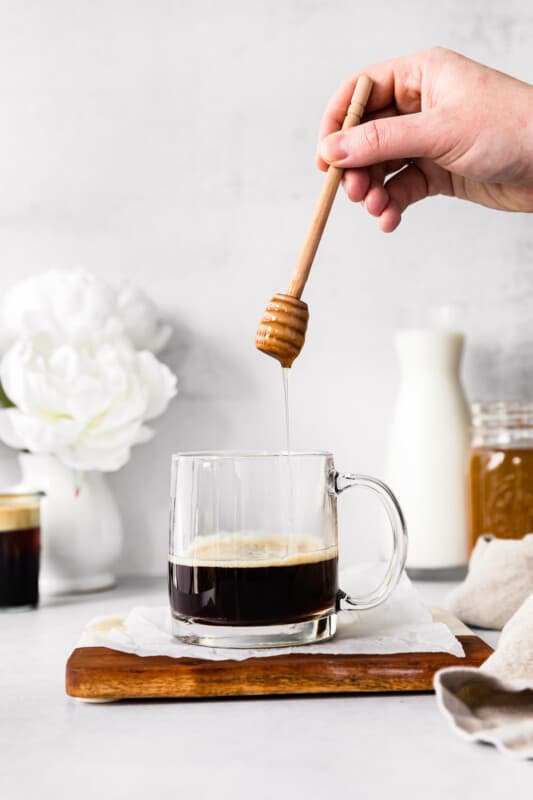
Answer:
0 492 42 611
169 452 407 648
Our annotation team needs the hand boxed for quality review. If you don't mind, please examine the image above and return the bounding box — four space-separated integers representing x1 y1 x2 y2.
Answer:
318 47 533 232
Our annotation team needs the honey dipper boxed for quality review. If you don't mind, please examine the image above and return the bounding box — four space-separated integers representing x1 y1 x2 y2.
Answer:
255 75 374 368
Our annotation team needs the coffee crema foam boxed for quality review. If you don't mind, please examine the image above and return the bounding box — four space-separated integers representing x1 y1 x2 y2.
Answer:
170 534 337 568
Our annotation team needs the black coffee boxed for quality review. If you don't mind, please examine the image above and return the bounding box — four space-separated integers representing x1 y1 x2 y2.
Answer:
0 527 40 608
168 535 338 626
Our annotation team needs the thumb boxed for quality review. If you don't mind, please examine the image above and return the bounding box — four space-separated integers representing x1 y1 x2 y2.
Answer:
319 110 442 167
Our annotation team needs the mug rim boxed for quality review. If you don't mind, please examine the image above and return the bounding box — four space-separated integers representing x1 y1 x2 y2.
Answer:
171 450 333 460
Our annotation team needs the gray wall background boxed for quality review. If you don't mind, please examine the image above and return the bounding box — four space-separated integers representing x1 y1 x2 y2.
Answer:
0 0 532 574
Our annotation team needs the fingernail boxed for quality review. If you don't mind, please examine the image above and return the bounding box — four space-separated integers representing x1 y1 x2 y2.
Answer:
320 133 348 163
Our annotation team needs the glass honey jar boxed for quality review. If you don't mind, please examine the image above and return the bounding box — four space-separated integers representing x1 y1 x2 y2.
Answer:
468 401 533 551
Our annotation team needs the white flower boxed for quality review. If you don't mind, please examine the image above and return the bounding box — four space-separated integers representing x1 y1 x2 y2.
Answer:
0 268 178 470
116 285 172 354
1 269 118 345
0 332 177 471
1 268 171 353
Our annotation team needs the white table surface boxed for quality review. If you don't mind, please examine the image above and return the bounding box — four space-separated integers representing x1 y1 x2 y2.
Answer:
1 577 530 800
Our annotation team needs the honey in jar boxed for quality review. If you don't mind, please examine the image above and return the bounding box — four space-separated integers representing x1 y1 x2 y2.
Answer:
468 402 533 551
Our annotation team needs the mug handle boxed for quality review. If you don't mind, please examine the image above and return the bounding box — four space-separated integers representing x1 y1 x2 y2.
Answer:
334 472 408 610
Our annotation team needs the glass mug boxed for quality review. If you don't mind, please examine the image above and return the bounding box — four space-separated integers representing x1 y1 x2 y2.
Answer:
168 452 408 648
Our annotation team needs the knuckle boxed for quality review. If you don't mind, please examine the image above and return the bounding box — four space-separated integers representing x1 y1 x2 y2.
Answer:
425 45 456 64
426 44 450 61
361 120 385 157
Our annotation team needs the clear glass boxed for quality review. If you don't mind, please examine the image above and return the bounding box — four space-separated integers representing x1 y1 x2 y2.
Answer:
168 452 407 648
0 492 42 610
469 401 533 549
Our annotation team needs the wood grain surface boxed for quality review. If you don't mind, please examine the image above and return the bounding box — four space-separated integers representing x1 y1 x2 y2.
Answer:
65 635 492 702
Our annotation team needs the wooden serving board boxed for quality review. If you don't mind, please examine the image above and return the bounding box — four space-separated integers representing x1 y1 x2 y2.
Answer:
66 608 493 701
66 636 491 702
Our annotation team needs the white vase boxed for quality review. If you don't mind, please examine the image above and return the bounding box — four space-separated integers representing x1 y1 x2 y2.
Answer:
385 330 471 574
18 453 123 594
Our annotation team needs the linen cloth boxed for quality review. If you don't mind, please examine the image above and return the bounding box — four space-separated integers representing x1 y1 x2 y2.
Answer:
435 594 533 759
447 534 533 629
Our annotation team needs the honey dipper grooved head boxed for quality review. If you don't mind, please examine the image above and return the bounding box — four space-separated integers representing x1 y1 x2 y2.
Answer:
255 293 309 368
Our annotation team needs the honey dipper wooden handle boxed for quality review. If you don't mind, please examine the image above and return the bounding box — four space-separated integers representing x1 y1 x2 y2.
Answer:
287 75 373 299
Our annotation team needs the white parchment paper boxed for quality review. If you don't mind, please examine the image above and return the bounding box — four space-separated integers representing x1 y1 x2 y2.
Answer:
78 564 465 660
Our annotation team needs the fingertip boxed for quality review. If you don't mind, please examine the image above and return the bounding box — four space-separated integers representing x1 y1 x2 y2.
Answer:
318 138 332 165
365 185 389 217
319 132 347 166
316 153 329 172
379 205 401 233
343 169 371 203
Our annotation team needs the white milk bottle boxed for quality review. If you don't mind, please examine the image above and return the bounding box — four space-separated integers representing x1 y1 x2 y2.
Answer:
386 327 470 576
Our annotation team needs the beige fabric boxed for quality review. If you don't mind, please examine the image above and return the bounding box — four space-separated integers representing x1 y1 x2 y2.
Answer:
447 534 533 629
435 594 533 759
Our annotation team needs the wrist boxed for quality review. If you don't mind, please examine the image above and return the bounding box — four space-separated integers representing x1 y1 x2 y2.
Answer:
518 83 533 185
